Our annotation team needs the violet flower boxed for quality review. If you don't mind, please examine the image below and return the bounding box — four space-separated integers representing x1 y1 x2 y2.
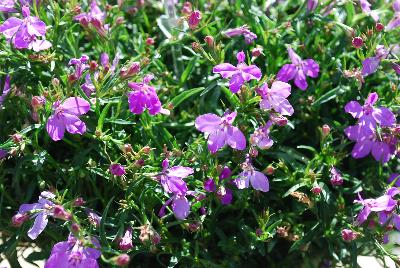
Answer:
69 55 89 81
0 75 11 107
119 227 133 250
359 0 379 21
233 157 269 192
307 0 318 12
46 97 90 141
159 193 193 220
341 229 357 241
276 47 319 90
188 10 201 29
159 159 193 196
0 6 51 51
354 187 399 225
45 234 101 268
110 164 126 176
195 110 246 153
81 74 95 97
219 166 232 180
223 25 257 44
0 0 16 12
330 167 343 186
216 186 233 205
258 81 294 116
361 45 389 76
14 191 57 239
344 92 395 135
86 209 102 227
213 51 262 93
127 74 162 116
250 122 274 150
0 149 8 159
204 178 216 192
74 0 108 37
388 173 400 187
387 0 400 30
345 126 398 163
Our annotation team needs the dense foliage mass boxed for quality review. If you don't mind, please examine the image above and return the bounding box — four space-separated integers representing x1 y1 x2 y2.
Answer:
1 0 400 267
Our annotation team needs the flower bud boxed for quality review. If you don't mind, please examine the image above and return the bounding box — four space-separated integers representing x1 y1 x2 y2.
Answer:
119 227 133 250
31 96 46 110
204 36 214 47
52 78 60 87
251 47 263 57
89 61 98 72
311 186 322 195
12 213 29 227
114 254 130 266
322 124 330 137
191 42 201 52
375 22 384 32
249 147 258 157
71 223 80 233
188 222 201 232
341 229 357 241
255 228 263 237
115 17 125 25
146 37 155 46
330 167 343 186
352 37 363 49
53 205 71 220
73 197 86 206
119 62 140 78
12 134 23 144
181 2 192 15
122 144 133 154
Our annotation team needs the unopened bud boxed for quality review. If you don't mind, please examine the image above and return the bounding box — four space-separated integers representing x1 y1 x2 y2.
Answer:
252 47 263 57
31 96 46 110
204 36 214 47
191 42 201 52
375 23 384 32
322 124 330 137
114 254 130 266
12 213 29 227
146 37 155 46
12 134 23 144
71 223 80 233
311 186 322 195
52 78 60 87
352 37 363 49
73 197 85 206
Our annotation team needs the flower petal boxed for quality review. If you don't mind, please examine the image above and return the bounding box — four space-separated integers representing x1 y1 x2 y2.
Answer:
172 196 190 220
302 59 319 78
229 73 244 93
212 63 237 78
294 69 308 90
167 166 194 178
362 57 380 76
344 101 363 118
226 126 246 150
62 97 90 116
276 64 297 82
28 212 48 240
63 113 87 135
207 129 227 153
250 171 269 192
195 113 222 133
46 115 66 141
351 139 373 159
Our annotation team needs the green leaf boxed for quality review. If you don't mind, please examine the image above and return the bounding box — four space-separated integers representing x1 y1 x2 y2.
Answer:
97 102 113 132
180 56 198 85
100 197 114 247
170 87 204 108
289 223 320 253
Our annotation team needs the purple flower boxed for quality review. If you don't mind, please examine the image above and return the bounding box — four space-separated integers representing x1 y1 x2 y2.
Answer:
14 191 56 239
0 75 11 107
204 178 216 192
276 47 319 90
46 97 90 141
387 0 400 30
216 186 233 205
250 122 274 150
359 0 379 21
119 227 133 250
0 0 16 12
344 92 395 135
45 234 101 268
213 51 261 93
258 81 294 116
159 159 193 195
354 188 399 225
345 126 398 163
74 0 107 37
361 45 389 76
81 74 95 97
219 166 232 180
110 164 126 176
69 55 89 81
233 158 269 192
0 149 8 159
0 6 51 51
307 0 318 12
330 167 343 186
388 173 400 187
159 193 192 220
86 209 102 227
127 74 162 116
188 10 201 29
341 229 357 241
223 25 257 44
195 111 246 153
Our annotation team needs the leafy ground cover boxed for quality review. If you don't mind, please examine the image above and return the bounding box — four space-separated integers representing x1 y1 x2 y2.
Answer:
1 0 400 267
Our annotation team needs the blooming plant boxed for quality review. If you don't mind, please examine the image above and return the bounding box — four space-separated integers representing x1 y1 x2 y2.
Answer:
1 0 400 267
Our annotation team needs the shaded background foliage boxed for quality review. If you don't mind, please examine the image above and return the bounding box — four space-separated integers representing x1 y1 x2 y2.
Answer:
0 0 400 267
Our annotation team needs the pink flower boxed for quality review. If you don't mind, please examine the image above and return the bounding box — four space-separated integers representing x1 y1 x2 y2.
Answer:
204 178 216 192
69 55 89 81
341 229 357 241
223 25 257 44
330 167 343 186
159 159 193 196
188 10 201 29
387 0 400 30
276 47 319 90
258 81 294 116
195 110 246 153
250 123 273 150
110 164 126 176
0 6 51 51
127 74 162 116
46 97 90 141
74 0 108 37
233 158 269 192
213 51 262 93
119 227 133 250
359 0 379 21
